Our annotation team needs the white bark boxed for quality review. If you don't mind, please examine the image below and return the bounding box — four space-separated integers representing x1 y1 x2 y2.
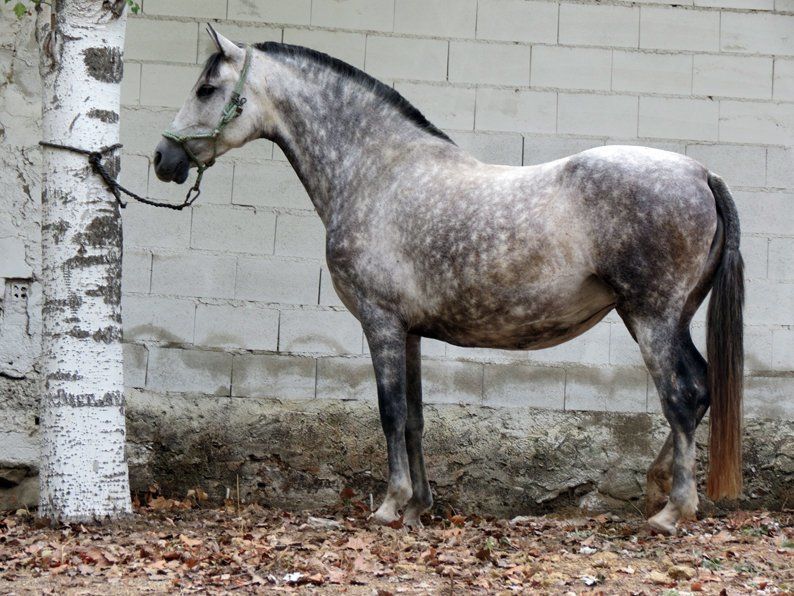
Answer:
37 0 131 521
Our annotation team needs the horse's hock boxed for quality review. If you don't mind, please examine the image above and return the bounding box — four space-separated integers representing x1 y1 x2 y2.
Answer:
2 4 794 513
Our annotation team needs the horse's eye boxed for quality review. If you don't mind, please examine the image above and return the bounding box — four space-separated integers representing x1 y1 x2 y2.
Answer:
196 84 216 98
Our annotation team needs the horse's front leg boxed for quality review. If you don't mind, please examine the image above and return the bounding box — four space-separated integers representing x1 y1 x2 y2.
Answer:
363 316 412 524
403 334 432 527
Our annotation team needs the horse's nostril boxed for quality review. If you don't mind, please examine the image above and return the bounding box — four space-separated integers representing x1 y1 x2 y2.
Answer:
154 151 162 166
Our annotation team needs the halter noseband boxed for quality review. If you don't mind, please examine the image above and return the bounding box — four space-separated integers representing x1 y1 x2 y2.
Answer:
162 45 253 188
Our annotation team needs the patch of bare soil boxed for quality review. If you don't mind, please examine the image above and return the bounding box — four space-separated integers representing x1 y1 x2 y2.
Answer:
0 491 791 595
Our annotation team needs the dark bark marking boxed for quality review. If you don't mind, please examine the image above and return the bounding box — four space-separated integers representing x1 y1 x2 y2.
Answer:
43 389 124 407
43 220 71 244
88 108 119 123
83 47 123 83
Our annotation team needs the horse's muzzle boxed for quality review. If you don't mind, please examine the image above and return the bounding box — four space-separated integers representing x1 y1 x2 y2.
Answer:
153 137 190 184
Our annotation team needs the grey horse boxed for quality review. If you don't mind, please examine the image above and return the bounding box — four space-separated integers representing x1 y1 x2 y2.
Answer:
153 28 744 536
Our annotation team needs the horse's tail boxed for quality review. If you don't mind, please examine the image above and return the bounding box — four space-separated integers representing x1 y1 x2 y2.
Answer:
705 172 744 501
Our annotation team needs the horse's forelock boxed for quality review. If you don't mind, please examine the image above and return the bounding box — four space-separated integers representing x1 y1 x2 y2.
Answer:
201 51 226 82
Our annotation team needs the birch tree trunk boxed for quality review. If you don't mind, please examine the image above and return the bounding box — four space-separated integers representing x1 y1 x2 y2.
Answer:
37 0 131 521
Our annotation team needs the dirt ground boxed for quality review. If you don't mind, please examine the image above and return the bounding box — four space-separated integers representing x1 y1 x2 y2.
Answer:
0 491 791 595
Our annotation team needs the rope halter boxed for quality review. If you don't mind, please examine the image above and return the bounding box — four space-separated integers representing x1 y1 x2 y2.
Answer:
161 45 254 192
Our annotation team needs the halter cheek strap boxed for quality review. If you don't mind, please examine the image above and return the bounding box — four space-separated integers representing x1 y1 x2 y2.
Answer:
162 45 254 189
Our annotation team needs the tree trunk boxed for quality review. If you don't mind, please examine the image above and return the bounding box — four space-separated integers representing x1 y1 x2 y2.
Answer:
37 0 131 521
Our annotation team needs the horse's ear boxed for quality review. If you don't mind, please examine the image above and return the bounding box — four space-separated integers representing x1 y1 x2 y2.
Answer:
205 23 244 62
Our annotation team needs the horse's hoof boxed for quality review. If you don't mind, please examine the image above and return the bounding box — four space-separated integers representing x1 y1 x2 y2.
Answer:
647 514 677 536
372 506 400 525
645 495 668 518
403 512 424 529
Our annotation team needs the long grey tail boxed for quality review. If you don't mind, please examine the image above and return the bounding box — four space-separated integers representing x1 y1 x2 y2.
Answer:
705 173 744 501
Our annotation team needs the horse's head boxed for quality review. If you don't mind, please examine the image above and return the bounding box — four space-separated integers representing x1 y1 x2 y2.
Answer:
154 26 263 183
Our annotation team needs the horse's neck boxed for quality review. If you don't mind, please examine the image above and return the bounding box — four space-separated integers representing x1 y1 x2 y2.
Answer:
265 65 442 224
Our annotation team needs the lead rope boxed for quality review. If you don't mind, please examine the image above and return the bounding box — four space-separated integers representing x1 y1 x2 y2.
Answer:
38 141 202 210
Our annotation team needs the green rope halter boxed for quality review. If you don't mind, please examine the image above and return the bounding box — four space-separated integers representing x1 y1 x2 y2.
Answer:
162 45 254 193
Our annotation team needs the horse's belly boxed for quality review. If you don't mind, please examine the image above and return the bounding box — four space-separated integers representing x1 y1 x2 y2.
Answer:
416 274 616 350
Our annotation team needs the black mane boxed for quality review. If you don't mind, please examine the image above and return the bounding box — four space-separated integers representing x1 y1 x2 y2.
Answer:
252 42 454 144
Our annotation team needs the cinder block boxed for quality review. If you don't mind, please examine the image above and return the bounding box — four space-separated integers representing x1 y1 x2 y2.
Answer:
685 144 767 187
734 191 794 235
311 0 395 31
773 59 794 101
483 364 565 409
640 7 719 52
777 0 794 9
721 12 794 56
772 329 794 371
394 0 477 38
743 325 773 372
565 367 648 413
147 347 232 395
122 294 195 344
143 0 227 18
150 252 237 298
120 153 149 191
233 160 312 210
476 0 557 44
522 136 603 165
639 97 718 141
744 375 794 419
769 238 794 281
605 139 686 154
125 19 198 63
283 29 366 68
121 62 141 106
690 324 774 371
609 323 644 367
452 131 524 165
198 24 282 58
475 88 557 134
612 51 692 95
232 354 316 399
394 83 476 130
694 0 773 7
121 202 190 249
279 309 362 354
228 0 311 25
527 322 611 366
194 304 278 351
319 268 346 307
122 343 148 389
421 359 483 404
445 345 529 363
420 338 447 358
236 257 320 304
316 356 376 400
741 236 769 280
140 64 201 109
121 249 151 294
0 237 30 278
559 3 639 48
274 214 326 259
365 36 448 82
745 279 794 325
449 42 530 86
719 101 794 145
558 93 638 138
531 46 611 91
767 147 794 189
693 55 772 99
190 205 276 255
120 106 177 155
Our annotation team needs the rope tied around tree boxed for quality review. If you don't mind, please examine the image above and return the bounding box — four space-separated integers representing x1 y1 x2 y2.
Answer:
38 141 202 210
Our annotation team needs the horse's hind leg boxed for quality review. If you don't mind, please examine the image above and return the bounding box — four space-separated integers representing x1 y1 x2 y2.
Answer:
632 319 707 534
403 334 432 527
362 314 413 524
645 333 710 518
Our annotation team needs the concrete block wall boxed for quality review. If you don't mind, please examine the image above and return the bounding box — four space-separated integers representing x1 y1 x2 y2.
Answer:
109 0 794 423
